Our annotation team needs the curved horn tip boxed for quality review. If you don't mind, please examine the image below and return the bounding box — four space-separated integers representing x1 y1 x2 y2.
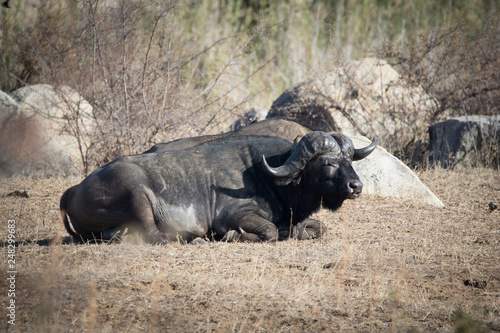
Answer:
262 155 284 178
353 138 377 161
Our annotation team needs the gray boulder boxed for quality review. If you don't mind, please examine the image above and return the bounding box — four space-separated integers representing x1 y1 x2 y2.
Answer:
429 115 500 169
352 136 445 208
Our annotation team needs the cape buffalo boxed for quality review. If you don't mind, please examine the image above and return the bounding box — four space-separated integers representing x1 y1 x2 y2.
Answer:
60 131 376 243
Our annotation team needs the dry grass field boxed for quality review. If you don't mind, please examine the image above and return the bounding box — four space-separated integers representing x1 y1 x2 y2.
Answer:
1 168 499 332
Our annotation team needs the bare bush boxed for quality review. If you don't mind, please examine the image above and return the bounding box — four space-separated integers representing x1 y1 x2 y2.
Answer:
377 18 500 166
2 1 499 172
268 57 438 156
1 0 265 174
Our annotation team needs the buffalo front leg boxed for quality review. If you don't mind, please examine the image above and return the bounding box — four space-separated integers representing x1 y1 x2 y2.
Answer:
224 213 279 242
292 219 327 240
278 219 327 240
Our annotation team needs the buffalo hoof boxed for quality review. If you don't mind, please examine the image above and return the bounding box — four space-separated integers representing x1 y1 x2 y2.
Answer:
222 230 240 242
191 237 209 247
292 220 327 240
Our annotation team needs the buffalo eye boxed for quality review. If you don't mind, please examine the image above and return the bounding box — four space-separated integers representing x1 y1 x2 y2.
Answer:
321 165 337 178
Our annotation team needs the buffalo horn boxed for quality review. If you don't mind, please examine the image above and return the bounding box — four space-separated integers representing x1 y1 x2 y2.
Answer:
353 138 377 161
262 131 336 179
262 156 290 178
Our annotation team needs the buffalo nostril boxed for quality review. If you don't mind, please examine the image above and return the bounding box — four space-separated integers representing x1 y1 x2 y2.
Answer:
349 180 363 194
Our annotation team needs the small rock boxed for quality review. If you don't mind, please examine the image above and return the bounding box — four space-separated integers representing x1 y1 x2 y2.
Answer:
6 190 29 198
463 279 487 289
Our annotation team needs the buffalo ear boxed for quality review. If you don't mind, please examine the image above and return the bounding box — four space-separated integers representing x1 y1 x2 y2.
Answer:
291 174 302 186
274 173 302 186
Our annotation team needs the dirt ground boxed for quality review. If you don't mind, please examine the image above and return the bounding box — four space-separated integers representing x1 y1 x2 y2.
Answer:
1 168 499 332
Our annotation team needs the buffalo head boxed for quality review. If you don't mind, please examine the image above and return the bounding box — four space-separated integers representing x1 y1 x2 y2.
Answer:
262 131 376 211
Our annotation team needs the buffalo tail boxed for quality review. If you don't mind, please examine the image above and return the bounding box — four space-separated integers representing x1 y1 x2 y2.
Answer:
60 186 80 241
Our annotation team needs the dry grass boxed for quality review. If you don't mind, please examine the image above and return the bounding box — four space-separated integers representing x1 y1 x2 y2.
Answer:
1 168 499 332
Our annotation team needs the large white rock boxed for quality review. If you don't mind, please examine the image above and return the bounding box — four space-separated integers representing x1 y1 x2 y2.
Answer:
10 84 95 168
0 85 95 177
0 90 18 113
352 136 445 208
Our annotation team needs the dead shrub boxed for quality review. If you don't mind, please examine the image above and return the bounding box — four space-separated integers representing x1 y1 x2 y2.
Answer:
1 0 262 174
376 17 500 166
